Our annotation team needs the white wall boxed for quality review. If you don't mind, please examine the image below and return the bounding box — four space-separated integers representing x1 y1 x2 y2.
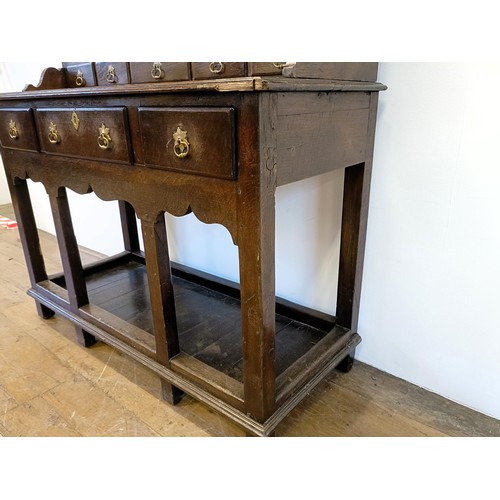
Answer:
359 63 500 420
2 62 499 421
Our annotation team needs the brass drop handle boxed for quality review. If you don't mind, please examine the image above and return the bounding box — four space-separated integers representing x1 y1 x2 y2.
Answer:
209 62 224 75
97 123 112 149
151 62 163 79
172 127 190 158
106 65 116 83
75 70 85 87
8 120 19 139
273 62 286 69
48 122 61 144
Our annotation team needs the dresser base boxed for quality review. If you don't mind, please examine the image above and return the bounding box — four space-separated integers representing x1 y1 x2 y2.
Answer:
26 252 360 436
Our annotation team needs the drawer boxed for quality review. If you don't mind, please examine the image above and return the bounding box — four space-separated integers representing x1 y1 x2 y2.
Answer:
129 62 190 83
191 62 246 80
0 108 39 152
95 62 130 85
35 107 131 163
248 62 285 76
138 107 235 180
62 62 96 88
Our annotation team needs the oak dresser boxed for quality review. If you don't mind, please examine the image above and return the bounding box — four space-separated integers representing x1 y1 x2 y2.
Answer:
0 62 386 436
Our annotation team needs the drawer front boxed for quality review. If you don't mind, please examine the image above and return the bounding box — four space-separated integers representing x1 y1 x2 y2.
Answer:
0 108 39 152
248 62 284 76
138 107 235 180
129 62 190 83
191 62 246 80
35 108 131 163
63 62 96 88
95 62 130 85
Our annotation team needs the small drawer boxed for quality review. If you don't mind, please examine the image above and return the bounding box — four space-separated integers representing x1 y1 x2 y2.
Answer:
35 107 131 163
248 62 285 76
95 62 130 85
63 62 96 88
129 62 190 83
138 107 235 180
0 108 39 152
191 62 246 80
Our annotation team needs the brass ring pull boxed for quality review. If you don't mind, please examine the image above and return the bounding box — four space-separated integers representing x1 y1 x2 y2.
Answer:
172 127 190 158
151 62 163 79
8 120 19 139
75 70 85 87
97 123 112 149
273 62 286 69
209 62 224 74
48 122 60 144
106 65 116 83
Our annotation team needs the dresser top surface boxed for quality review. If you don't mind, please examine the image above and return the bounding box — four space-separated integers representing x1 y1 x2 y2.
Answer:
0 76 387 102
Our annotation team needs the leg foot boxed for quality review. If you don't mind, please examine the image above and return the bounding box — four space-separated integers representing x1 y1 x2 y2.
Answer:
337 350 356 373
74 326 97 348
36 301 55 319
160 379 183 405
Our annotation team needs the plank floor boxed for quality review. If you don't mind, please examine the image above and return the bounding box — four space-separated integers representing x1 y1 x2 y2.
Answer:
1 202 500 437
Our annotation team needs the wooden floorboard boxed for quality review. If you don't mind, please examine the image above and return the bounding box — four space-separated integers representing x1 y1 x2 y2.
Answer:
1 202 500 437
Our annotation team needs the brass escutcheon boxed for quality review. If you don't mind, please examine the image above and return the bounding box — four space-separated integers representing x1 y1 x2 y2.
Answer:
8 120 19 139
75 70 85 87
172 126 190 158
71 111 80 131
151 62 163 79
97 123 111 149
209 62 224 74
106 65 116 83
48 122 60 144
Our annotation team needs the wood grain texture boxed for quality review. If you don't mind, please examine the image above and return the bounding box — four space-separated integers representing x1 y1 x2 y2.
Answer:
0 68 388 435
191 62 246 80
0 108 39 152
129 62 190 83
94 62 130 86
141 214 182 404
62 62 97 88
138 106 236 179
283 62 379 82
276 92 370 186
0 78 386 101
34 107 132 163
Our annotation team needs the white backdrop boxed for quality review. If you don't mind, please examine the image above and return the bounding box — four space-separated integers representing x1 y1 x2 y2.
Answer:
2 62 499 420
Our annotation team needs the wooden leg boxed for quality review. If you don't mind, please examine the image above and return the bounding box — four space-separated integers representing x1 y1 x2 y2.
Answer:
49 187 96 348
237 92 278 424
336 93 378 333
336 162 370 332
118 200 140 252
6 177 55 319
141 213 183 405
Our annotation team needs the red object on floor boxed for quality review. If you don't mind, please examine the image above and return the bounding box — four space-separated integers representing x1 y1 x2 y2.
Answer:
0 215 18 229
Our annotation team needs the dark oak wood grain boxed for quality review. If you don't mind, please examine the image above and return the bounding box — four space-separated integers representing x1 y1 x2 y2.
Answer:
129 62 190 83
48 187 96 347
283 62 379 82
62 62 97 88
94 62 130 86
34 107 132 163
138 106 236 179
0 108 39 152
191 62 246 80
0 63 385 436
